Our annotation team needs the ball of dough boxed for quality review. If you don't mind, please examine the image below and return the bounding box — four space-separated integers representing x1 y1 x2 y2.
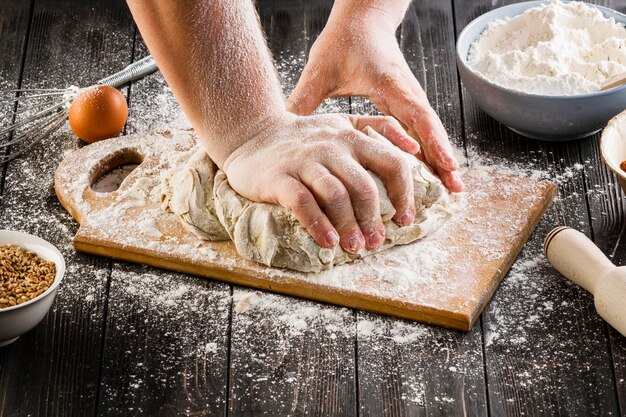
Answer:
161 127 452 273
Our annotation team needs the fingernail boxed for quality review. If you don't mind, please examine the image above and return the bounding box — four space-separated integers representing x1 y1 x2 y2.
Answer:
409 139 420 152
368 230 384 247
326 231 339 247
348 234 364 253
434 144 458 170
443 150 460 170
452 172 464 192
399 210 414 226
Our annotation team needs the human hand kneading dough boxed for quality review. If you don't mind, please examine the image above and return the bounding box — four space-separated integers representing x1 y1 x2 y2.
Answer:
127 0 460 254
286 0 463 192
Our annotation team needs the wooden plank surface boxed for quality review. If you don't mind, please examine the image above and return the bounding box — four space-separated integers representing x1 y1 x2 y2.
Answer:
580 133 626 416
229 2 358 415
0 0 35 413
0 0 32 198
355 2 488 415
0 1 624 416
453 1 622 416
94 38 232 415
0 1 134 416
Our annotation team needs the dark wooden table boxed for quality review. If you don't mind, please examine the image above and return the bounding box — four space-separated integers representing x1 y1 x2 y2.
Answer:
0 0 625 416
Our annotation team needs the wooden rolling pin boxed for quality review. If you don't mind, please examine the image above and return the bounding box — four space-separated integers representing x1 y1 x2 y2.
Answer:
544 226 626 337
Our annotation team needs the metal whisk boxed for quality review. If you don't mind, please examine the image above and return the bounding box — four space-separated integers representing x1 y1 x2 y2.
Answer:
0 55 158 165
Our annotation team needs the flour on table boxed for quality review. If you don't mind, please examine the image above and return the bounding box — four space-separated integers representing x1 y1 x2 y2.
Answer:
160 127 453 273
468 0 626 95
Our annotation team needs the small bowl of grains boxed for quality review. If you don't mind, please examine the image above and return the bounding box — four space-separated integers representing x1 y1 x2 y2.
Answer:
0 230 65 347
456 0 626 141
601 110 626 194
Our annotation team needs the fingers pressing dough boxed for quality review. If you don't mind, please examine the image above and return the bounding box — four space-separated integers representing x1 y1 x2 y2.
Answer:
161 127 452 272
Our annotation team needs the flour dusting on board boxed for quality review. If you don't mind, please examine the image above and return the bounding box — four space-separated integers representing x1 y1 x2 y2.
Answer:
87 56 553 307
56 75 559 319
43 44 602 412
56 127 554 325
252 192 472 303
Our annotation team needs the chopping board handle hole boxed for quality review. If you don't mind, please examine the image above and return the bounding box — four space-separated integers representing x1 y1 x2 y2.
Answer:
90 148 144 193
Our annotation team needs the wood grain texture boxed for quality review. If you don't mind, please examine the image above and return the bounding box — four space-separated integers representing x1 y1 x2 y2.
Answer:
354 2 487 415
357 313 487 417
97 264 231 416
229 2 359 416
0 0 35 414
454 1 622 415
54 128 555 331
94 38 232 416
0 1 134 416
577 0 626 407
0 0 32 199
228 288 358 417
580 131 626 415
1 1 624 416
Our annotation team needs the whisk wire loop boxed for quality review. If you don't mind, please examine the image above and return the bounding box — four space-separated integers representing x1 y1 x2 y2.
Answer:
0 100 70 139
0 109 69 164
0 110 68 149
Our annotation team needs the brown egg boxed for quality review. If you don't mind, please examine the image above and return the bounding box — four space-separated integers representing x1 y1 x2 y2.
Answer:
68 85 128 143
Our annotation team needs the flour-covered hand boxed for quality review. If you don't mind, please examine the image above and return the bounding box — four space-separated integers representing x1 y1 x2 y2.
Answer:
127 0 425 251
223 112 416 253
286 6 463 192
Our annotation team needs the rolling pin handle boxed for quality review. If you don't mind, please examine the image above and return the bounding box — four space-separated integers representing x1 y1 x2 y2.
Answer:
544 227 615 294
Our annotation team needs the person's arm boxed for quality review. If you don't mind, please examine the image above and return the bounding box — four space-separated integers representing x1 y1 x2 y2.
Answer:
126 0 419 253
126 0 283 167
327 0 411 30
286 0 463 192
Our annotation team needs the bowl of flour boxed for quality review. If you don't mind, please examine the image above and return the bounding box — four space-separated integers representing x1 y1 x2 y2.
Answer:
456 0 626 141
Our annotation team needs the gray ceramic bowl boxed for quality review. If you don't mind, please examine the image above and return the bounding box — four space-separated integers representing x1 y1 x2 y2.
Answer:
0 230 65 347
456 1 626 141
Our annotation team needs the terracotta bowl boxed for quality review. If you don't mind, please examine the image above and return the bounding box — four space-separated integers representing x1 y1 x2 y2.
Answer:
601 110 626 194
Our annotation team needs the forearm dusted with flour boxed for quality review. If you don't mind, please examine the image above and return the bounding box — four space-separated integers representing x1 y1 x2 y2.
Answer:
126 0 425 255
126 0 285 168
286 0 463 192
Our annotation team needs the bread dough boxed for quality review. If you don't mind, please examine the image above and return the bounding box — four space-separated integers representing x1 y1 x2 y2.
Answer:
161 127 452 273
161 147 230 241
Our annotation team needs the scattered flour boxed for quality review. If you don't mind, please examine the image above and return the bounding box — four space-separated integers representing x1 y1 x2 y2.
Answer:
3 20 614 413
468 0 626 95
232 290 353 338
2 4 614 414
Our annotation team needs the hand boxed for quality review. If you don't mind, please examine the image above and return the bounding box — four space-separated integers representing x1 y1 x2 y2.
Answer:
286 13 463 192
223 112 418 253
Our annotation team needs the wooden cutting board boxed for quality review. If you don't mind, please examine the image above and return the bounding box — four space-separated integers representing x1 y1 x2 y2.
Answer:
54 128 556 331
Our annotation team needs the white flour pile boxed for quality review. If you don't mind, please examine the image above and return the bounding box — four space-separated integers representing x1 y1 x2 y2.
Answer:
468 0 626 95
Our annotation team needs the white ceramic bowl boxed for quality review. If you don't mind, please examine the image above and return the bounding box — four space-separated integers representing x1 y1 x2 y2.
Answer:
0 230 65 347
